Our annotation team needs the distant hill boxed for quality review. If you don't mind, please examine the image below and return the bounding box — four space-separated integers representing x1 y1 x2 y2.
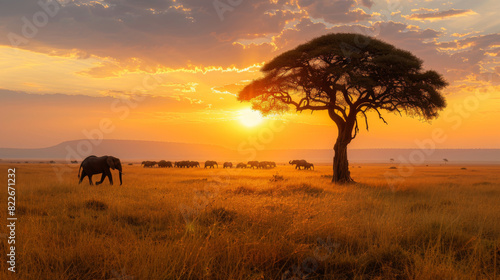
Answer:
0 139 499 164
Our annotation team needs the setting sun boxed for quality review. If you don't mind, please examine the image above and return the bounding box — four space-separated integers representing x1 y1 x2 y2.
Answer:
238 108 264 127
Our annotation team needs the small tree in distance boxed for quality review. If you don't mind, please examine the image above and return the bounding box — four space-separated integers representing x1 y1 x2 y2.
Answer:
239 33 448 183
443 158 449 165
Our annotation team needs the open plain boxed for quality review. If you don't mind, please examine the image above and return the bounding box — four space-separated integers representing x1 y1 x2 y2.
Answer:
0 163 499 279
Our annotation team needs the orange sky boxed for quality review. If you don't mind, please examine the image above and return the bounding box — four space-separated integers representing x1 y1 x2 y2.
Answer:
0 0 499 150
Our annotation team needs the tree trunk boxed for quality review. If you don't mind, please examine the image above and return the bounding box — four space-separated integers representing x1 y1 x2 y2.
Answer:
332 136 354 184
327 107 355 184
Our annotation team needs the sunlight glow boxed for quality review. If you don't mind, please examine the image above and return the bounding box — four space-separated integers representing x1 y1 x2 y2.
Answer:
239 108 264 127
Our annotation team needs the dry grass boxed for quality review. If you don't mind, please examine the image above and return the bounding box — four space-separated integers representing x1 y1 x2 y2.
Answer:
0 163 499 279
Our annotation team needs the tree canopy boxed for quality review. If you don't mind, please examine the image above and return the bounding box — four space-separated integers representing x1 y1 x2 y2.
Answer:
239 33 448 183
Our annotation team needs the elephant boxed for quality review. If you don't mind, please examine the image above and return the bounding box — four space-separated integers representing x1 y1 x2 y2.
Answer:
289 159 309 170
258 161 276 169
247 161 259 169
175 160 195 168
142 161 157 168
223 162 233 168
204 160 218 168
304 163 314 170
236 162 247 168
158 160 173 168
258 161 269 169
78 155 122 185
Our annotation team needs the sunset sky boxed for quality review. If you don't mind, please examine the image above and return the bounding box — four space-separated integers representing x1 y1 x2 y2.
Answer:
0 0 499 150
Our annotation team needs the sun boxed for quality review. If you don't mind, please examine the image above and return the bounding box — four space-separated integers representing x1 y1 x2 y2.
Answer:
239 108 264 127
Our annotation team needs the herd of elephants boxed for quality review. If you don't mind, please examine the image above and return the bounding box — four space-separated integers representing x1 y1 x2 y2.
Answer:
77 155 314 186
141 159 314 170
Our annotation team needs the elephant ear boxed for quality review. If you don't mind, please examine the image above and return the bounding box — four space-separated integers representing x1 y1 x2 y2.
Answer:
107 157 116 170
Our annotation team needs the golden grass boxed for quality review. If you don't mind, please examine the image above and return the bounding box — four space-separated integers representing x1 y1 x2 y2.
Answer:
0 163 499 279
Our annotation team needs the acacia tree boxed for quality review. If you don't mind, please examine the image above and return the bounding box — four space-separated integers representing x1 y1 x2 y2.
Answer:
238 33 448 183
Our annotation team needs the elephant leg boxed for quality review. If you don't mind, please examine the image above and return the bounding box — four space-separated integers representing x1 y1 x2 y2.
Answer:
107 171 113 185
88 175 93 185
96 173 106 185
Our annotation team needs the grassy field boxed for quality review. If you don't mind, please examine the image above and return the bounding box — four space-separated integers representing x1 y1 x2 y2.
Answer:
0 163 499 280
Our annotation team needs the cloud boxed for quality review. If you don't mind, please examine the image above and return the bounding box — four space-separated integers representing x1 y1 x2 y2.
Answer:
271 17 331 52
77 57 264 78
298 0 372 24
360 0 374 8
0 0 497 90
410 8 438 12
451 31 480 38
0 0 298 71
269 18 500 87
211 83 247 96
437 33 500 83
404 9 477 21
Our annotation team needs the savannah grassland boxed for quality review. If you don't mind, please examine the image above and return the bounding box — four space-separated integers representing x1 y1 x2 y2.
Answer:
0 163 499 280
